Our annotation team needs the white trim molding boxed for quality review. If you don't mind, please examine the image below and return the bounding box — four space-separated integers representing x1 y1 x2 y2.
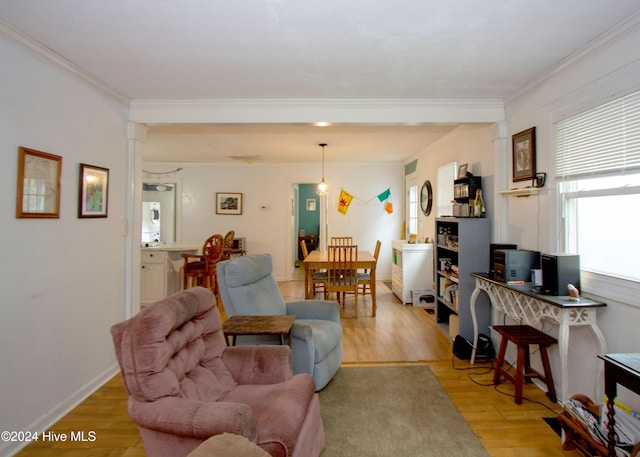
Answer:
0 18 129 104
507 11 640 105
0 365 120 457
129 98 506 125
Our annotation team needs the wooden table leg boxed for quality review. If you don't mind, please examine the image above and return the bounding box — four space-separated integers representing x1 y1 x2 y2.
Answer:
304 265 311 299
371 269 377 316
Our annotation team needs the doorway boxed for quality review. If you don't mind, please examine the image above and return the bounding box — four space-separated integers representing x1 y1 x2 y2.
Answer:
142 178 182 244
292 183 322 275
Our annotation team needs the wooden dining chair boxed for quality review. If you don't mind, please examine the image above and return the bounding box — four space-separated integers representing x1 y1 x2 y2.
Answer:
182 234 225 293
323 244 359 317
300 239 309 259
358 240 381 296
300 240 326 297
330 236 353 246
328 236 356 301
221 230 235 260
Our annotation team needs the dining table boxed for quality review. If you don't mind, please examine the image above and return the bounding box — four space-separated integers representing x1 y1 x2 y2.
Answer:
302 249 377 316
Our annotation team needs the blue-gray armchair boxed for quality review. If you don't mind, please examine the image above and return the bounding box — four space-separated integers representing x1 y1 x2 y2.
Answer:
216 254 342 391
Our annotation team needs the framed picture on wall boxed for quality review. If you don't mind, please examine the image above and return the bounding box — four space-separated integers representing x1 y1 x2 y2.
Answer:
16 146 62 218
512 127 536 182
216 192 243 215
457 163 468 179
306 198 317 211
78 163 109 218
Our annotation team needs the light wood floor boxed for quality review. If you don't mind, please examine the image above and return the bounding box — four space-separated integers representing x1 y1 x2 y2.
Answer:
15 279 578 457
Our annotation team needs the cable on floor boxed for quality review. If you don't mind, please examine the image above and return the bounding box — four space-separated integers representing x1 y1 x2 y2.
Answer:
452 355 563 414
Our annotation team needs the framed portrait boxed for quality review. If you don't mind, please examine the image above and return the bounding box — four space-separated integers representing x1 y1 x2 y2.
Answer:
78 163 109 218
16 147 62 218
512 127 536 182
306 198 317 211
216 192 243 215
457 163 468 179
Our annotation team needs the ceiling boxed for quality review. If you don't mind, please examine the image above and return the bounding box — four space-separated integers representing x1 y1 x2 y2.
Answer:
143 122 464 164
1 1 639 163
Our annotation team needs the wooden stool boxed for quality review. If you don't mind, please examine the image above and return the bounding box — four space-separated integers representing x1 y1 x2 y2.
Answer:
492 325 558 404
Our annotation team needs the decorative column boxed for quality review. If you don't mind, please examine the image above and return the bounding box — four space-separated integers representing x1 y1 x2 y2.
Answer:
124 122 148 318
491 121 509 242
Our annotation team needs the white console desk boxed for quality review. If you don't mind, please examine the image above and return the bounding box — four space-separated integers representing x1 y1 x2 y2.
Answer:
140 243 200 308
470 272 607 402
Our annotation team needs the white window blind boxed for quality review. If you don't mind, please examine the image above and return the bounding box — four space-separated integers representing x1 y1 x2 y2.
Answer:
554 90 640 300
555 90 640 179
408 183 418 236
437 162 456 217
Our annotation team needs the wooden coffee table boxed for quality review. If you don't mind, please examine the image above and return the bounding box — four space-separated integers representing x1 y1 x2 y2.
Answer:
222 315 296 346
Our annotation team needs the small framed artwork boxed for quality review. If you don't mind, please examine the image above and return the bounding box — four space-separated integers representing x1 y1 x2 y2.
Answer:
16 147 62 218
216 192 243 215
457 163 468 179
306 198 317 211
78 163 109 218
512 127 536 182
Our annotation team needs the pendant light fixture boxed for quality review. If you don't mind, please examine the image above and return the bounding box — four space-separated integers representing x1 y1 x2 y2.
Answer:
317 143 328 195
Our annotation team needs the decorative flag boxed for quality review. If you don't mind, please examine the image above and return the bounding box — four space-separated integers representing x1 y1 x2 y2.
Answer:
385 202 393 214
338 189 354 215
377 188 391 202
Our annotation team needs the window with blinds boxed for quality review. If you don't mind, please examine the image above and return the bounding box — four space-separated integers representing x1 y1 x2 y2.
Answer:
556 90 640 180
408 183 418 237
555 90 640 289
437 162 457 217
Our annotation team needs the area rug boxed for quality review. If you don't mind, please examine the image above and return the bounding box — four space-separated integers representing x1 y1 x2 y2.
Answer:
318 365 489 456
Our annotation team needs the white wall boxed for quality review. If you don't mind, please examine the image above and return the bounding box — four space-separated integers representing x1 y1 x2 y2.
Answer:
0 38 129 455
142 161 404 281
412 124 496 243
503 18 640 404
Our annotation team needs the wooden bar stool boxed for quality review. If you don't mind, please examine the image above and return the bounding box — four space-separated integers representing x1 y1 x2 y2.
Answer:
492 325 558 404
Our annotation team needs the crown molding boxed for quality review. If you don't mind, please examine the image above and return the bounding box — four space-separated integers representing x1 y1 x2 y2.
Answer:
129 98 505 125
507 11 640 104
0 18 130 104
0 17 506 124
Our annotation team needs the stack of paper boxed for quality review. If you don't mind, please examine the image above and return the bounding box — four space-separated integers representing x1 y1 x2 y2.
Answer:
563 398 640 457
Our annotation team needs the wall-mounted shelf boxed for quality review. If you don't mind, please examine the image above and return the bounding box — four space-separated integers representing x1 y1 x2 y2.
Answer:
497 188 540 197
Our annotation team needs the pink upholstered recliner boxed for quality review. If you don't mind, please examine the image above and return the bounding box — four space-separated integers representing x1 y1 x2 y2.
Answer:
110 287 325 457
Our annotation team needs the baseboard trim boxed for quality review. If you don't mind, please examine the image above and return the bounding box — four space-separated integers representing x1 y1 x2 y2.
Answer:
2 363 121 457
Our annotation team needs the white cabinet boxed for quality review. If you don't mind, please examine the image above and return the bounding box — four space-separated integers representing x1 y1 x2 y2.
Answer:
140 244 199 308
391 241 434 304
140 251 167 304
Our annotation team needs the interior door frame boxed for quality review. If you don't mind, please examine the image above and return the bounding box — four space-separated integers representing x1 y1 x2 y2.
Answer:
142 177 183 243
287 180 324 280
